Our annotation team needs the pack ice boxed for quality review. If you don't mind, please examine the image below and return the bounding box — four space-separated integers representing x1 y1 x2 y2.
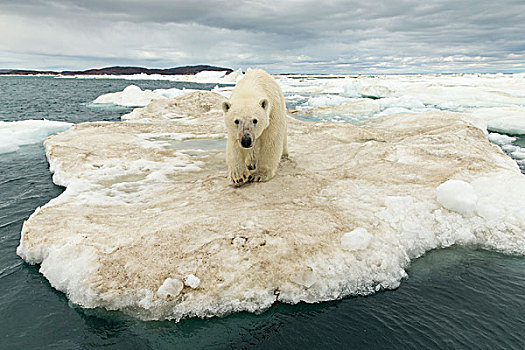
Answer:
17 91 525 321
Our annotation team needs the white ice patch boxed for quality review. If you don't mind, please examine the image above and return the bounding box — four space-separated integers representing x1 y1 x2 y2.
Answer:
360 85 393 99
472 173 525 236
436 180 478 216
340 79 362 97
93 85 166 107
157 278 184 298
471 107 525 135
0 119 72 154
184 274 200 289
488 133 516 145
341 228 373 251
511 150 525 160
194 70 228 80
222 68 244 83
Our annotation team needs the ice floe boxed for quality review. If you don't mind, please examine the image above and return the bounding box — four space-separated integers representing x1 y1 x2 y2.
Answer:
93 85 167 107
470 107 525 135
0 119 72 154
17 91 525 321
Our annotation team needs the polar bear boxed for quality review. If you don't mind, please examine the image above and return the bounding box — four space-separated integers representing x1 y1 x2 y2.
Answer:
222 69 288 186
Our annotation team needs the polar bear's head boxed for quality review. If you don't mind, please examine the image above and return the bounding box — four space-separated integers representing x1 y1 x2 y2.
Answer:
222 98 270 149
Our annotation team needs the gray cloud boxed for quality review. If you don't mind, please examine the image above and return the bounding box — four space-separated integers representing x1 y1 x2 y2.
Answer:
0 0 523 73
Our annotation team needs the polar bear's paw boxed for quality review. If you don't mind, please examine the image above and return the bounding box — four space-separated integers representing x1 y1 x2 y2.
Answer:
229 167 250 186
248 170 274 183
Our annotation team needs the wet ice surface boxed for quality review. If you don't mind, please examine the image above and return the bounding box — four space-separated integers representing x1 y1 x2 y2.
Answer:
17 74 525 322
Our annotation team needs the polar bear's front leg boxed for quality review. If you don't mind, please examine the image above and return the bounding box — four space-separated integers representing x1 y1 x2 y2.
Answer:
226 138 250 186
248 130 283 183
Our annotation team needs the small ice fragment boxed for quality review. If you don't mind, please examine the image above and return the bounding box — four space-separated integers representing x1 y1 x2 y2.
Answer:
232 236 247 246
502 144 519 152
510 150 525 160
436 180 478 216
184 274 200 289
341 227 373 251
290 267 317 288
157 278 183 298
488 133 516 145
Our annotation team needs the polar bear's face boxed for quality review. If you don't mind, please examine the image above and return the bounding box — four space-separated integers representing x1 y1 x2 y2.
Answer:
222 98 270 149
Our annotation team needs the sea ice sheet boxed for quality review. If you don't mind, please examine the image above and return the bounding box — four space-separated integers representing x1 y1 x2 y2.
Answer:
17 90 525 322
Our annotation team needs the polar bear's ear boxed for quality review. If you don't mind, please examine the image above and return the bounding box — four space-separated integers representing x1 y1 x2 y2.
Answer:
259 98 269 111
222 101 231 113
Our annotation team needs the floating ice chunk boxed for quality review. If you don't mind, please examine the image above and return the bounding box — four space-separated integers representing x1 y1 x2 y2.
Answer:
488 133 516 145
489 118 525 135
502 144 519 153
511 150 525 160
194 70 228 80
341 79 362 98
184 274 200 289
93 85 166 107
469 107 525 135
157 278 183 298
0 119 72 154
436 180 478 216
360 85 393 99
340 228 373 251
223 68 243 83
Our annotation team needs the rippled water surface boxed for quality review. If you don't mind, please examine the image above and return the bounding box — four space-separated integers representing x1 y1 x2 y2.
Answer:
1 76 524 349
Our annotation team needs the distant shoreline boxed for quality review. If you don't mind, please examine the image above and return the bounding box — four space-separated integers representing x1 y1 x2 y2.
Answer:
0 65 233 76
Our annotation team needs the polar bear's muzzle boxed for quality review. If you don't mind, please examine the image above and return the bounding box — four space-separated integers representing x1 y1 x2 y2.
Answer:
240 133 253 148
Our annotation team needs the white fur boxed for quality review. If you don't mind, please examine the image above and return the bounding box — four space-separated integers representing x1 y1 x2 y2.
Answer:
222 69 288 185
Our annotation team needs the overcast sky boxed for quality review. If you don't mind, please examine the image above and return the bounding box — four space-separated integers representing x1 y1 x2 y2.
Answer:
1 0 524 73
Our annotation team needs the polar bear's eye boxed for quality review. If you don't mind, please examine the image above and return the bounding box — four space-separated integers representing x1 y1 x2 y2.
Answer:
253 119 258 124
234 119 240 125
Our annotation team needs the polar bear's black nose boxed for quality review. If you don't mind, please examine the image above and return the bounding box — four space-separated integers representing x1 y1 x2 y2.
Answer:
241 134 253 148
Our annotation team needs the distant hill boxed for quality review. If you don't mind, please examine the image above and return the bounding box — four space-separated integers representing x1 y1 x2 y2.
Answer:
0 65 233 76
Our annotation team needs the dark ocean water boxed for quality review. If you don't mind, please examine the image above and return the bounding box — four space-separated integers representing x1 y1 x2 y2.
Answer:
0 76 524 349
